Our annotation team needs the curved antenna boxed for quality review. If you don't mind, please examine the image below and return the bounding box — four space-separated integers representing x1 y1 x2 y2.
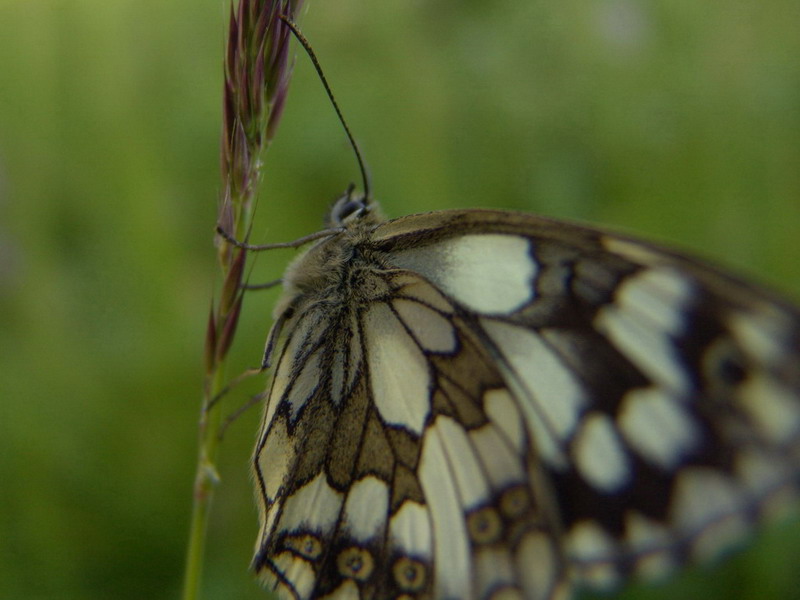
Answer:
279 15 372 202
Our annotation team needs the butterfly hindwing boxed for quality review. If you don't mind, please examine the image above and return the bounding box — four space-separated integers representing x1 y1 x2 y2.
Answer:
252 207 800 599
253 265 569 599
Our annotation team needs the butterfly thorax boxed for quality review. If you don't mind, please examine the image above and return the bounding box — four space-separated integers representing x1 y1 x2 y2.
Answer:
275 208 391 323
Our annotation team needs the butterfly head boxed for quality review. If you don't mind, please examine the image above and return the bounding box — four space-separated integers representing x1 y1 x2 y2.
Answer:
327 183 381 228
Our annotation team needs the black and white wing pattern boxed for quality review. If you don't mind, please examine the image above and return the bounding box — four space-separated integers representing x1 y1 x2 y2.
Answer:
249 204 800 600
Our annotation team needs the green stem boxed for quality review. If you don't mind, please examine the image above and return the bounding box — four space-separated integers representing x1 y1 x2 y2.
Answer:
181 365 227 600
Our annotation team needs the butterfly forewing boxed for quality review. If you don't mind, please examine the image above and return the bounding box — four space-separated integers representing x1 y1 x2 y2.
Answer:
252 208 800 600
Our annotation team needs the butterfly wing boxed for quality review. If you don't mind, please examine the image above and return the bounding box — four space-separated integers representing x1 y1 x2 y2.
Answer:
374 209 800 587
252 266 568 599
252 208 800 599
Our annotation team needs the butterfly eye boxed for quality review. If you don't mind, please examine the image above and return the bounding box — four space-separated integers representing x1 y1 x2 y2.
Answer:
328 188 369 226
334 200 366 222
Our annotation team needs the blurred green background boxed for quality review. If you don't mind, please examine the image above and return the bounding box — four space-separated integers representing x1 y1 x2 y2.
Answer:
1 1 799 599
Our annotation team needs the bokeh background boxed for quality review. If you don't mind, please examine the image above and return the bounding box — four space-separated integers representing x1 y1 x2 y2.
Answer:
1 1 799 599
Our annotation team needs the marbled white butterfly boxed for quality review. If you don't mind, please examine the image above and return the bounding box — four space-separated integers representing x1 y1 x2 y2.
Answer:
219 186 800 600
215 13 800 600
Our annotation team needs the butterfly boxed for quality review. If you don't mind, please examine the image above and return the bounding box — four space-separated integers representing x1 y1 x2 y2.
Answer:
227 185 800 600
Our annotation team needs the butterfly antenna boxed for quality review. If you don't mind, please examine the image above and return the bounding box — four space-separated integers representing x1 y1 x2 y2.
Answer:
279 15 372 202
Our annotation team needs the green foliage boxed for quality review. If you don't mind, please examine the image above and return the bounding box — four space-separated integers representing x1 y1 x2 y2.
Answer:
0 1 798 598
